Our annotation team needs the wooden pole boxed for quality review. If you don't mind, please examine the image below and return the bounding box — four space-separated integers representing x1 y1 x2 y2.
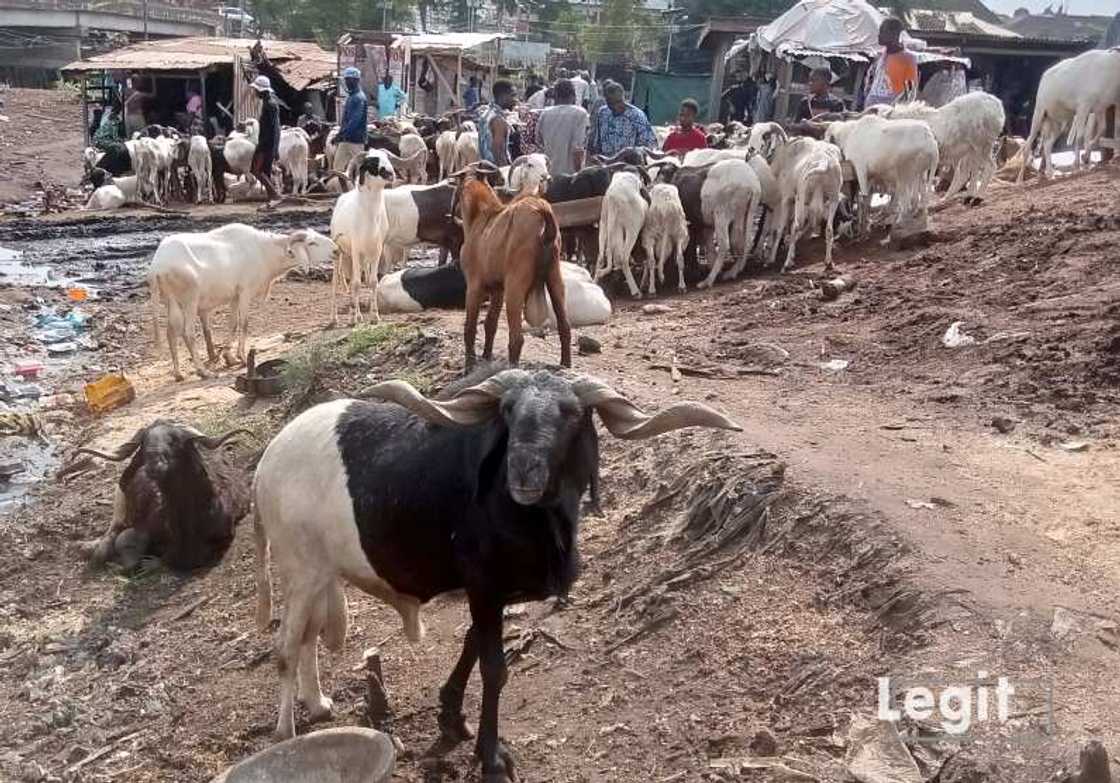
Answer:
81 75 89 146
774 57 792 121
707 36 729 123
455 51 464 109
198 68 208 134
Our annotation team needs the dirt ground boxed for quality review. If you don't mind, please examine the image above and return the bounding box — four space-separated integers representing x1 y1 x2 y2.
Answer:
1 166 1119 783
0 87 87 209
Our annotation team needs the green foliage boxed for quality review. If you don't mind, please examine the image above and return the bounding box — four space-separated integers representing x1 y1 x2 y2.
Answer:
344 323 409 357
252 0 417 41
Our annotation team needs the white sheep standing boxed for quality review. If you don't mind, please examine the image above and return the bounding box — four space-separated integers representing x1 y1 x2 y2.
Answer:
187 135 213 204
396 133 429 184
278 127 311 195
639 183 690 295
454 127 480 170
507 153 550 196
1017 49 1120 181
767 137 844 273
435 129 458 179
595 171 648 298
825 114 939 238
329 150 397 326
148 224 336 381
882 92 1005 203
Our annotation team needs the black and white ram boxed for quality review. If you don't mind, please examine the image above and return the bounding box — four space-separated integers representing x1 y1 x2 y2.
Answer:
252 365 740 781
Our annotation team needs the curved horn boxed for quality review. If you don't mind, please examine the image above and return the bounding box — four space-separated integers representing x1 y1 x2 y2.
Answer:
76 427 146 462
190 428 254 449
644 148 673 161
325 170 353 191
570 377 742 440
363 370 529 427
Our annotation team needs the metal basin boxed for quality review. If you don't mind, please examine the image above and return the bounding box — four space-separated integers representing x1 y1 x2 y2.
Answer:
209 727 395 783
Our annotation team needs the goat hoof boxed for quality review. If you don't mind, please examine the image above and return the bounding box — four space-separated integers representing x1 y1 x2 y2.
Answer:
301 695 334 722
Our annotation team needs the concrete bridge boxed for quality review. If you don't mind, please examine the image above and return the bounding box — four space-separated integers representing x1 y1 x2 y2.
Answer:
2 0 220 37
1 0 221 82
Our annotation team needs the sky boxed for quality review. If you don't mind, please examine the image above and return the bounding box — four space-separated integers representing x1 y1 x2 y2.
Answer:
983 0 1119 15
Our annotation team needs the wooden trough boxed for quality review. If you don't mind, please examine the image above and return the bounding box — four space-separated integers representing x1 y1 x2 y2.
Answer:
552 196 603 229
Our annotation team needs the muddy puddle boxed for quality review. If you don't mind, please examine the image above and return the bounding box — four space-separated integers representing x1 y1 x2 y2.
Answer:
0 209 329 510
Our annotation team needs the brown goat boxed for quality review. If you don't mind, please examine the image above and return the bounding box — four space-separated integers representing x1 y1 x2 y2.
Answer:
77 421 251 571
454 166 572 368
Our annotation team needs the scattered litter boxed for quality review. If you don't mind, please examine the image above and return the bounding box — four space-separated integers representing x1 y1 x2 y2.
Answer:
13 360 44 379
0 382 42 402
84 374 135 414
1058 441 1089 453
641 303 672 315
67 287 89 302
819 276 856 302
941 321 975 348
818 359 850 372
46 341 78 356
845 715 922 783
905 499 936 510
990 416 1016 434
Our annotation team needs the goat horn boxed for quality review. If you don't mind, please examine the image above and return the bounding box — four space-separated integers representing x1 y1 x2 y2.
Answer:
570 377 742 440
75 424 149 461
364 370 528 427
190 428 254 449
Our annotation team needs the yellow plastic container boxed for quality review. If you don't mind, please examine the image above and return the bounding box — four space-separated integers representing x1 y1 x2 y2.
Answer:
67 287 89 302
84 373 135 414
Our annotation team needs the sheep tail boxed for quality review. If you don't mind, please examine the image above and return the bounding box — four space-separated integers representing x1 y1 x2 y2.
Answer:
148 268 162 347
252 501 273 633
524 205 560 329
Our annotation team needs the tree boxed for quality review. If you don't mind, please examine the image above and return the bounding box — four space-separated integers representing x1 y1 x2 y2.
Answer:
679 0 794 21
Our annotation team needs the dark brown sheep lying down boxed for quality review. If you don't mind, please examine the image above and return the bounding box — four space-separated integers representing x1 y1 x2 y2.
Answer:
77 421 251 571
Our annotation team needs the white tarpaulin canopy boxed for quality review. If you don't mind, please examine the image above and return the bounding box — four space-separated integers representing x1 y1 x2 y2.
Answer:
756 0 886 57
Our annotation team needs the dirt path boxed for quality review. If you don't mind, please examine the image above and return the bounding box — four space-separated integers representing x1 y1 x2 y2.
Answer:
1 168 1118 782
0 87 86 208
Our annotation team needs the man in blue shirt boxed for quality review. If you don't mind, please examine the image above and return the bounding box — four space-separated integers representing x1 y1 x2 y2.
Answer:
463 75 481 111
588 80 656 157
334 66 368 175
377 74 408 119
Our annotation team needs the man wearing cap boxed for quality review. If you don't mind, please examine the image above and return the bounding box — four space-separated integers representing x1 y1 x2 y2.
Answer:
250 75 282 206
335 66 368 175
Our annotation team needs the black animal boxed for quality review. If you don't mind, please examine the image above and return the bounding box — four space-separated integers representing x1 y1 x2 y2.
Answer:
252 365 741 779
78 422 250 571
366 131 401 157
208 136 229 203
93 143 133 177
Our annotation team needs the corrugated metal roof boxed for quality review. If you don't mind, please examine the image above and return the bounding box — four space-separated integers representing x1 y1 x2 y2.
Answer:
1005 12 1111 42
61 36 334 79
391 32 510 56
903 9 1019 37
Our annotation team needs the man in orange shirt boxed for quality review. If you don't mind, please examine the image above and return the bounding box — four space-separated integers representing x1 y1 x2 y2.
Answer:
863 18 919 109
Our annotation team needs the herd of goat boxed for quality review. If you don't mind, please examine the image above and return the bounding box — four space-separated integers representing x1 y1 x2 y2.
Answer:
69 46 1120 781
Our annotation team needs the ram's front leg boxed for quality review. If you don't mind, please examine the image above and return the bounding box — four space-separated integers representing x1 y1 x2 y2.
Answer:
471 599 517 783
426 625 478 759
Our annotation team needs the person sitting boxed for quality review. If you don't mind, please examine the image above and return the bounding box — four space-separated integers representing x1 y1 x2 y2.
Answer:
661 98 708 153
795 68 845 121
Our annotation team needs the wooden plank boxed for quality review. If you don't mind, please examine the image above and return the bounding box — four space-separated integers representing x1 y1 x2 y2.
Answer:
553 196 603 228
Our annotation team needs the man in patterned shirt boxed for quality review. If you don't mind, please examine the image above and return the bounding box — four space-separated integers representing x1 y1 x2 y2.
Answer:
588 80 656 157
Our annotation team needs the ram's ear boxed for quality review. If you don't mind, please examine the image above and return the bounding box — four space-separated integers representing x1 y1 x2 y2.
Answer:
472 420 508 503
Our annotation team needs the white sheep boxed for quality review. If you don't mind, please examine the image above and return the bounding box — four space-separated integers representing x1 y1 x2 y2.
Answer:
454 129 480 170
278 127 311 195
882 92 1005 203
1018 49 1120 181
188 135 213 204
639 183 689 295
824 114 939 238
329 150 396 326
507 153 550 196
595 171 648 298
124 138 159 203
767 137 844 273
83 175 140 210
396 133 429 184
435 129 458 179
148 224 336 380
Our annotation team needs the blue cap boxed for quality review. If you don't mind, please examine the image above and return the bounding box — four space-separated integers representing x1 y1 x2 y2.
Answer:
342 67 361 79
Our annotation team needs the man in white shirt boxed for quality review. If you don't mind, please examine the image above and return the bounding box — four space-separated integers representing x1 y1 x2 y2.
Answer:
569 71 590 107
536 79 588 176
